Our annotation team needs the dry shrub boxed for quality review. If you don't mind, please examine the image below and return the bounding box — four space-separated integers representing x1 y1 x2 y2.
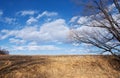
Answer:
0 48 9 55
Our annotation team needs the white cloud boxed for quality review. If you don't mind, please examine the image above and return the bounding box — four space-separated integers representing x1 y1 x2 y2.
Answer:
112 13 120 22
39 19 69 42
14 26 40 41
0 17 17 25
28 41 38 45
77 16 89 24
0 29 17 40
108 3 116 12
72 43 79 46
4 17 16 24
25 11 58 25
70 16 79 23
0 19 70 43
68 48 91 53
69 49 77 52
36 11 58 19
26 17 38 25
0 11 17 25
17 10 37 16
13 45 60 51
9 38 26 44
13 46 25 50
27 45 60 51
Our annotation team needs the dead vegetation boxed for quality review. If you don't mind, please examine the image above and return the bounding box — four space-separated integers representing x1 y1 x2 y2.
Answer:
0 55 120 78
0 48 9 55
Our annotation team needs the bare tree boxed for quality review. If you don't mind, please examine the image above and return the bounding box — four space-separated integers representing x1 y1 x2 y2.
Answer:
70 0 120 59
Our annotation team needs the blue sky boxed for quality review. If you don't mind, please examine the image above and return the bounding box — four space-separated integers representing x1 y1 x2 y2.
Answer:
0 0 99 55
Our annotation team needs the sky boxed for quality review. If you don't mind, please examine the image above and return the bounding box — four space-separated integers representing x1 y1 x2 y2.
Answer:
0 0 100 55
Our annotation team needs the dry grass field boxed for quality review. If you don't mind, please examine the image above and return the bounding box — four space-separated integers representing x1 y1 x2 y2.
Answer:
0 55 120 78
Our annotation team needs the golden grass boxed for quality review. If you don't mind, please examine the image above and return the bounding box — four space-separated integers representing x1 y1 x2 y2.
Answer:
0 55 120 78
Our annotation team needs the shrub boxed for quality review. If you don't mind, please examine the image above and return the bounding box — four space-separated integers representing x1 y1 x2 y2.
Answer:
0 48 9 55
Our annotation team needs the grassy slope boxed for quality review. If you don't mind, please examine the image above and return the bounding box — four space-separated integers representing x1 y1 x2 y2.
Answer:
0 55 120 78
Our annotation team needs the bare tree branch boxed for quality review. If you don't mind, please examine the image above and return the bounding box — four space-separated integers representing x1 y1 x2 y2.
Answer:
71 0 120 59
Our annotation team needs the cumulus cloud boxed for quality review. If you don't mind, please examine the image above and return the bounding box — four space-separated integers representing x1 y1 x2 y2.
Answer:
40 19 69 42
0 19 70 43
36 11 58 19
70 16 79 23
17 10 37 16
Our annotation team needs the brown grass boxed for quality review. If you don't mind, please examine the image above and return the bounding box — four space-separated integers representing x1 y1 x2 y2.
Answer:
0 55 120 78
